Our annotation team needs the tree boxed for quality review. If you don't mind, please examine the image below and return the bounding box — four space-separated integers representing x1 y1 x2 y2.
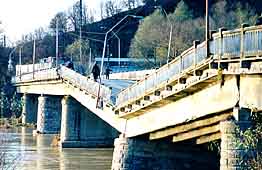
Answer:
129 0 205 67
173 0 193 22
49 12 68 33
210 0 258 30
122 0 143 9
129 9 166 68
68 1 93 31
100 0 123 18
65 39 90 62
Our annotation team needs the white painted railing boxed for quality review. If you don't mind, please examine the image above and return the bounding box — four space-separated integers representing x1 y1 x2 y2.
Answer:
15 63 54 76
116 25 262 106
12 25 262 108
59 66 112 103
12 68 59 83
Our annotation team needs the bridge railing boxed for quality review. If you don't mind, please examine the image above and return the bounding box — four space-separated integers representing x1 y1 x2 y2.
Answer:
12 68 59 83
59 66 112 103
116 41 207 105
15 63 54 77
116 25 262 106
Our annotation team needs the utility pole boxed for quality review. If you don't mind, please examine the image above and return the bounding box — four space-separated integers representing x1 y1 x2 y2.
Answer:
56 19 59 67
33 38 36 79
19 47 22 78
206 0 209 58
79 0 83 64
3 35 6 47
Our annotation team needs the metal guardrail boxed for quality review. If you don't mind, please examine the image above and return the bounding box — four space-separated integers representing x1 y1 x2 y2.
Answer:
16 63 54 76
12 25 262 108
116 25 262 106
12 68 59 83
59 66 112 103
12 66 112 103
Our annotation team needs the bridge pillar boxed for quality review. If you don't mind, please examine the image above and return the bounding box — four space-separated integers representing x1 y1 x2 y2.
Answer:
60 96 79 145
111 134 218 170
36 95 62 134
220 120 252 170
60 96 119 148
22 94 38 124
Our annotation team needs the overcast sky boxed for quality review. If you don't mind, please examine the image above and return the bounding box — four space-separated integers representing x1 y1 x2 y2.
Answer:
0 0 103 43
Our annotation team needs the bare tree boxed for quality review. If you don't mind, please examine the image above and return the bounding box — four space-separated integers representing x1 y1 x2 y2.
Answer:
122 0 143 9
49 12 68 33
68 1 93 31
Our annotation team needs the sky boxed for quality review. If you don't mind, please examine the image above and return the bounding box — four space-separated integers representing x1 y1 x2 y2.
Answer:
0 0 103 43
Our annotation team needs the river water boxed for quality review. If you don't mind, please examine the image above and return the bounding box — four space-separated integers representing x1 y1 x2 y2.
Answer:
0 127 113 170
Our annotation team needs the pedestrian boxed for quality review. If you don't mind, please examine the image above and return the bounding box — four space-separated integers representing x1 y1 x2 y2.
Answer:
92 62 100 82
105 67 112 79
256 15 262 25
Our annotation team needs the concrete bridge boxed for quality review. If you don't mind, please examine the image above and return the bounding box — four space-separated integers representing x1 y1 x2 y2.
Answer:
12 25 262 170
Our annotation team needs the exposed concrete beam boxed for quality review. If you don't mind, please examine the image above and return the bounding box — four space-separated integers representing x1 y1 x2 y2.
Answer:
150 112 232 140
196 132 221 144
172 124 220 143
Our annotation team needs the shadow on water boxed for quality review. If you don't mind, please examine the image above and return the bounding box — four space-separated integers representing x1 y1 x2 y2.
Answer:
0 127 113 170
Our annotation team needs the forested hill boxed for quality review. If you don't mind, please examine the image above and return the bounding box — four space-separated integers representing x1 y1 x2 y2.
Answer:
145 0 262 14
84 0 262 62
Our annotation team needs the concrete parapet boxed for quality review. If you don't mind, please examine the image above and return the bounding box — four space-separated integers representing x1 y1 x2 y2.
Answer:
111 134 218 170
36 95 62 134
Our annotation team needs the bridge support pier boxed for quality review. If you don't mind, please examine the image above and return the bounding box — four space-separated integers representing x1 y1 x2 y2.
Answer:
60 96 118 148
60 96 79 145
220 120 252 170
22 94 38 124
111 134 218 170
36 95 62 134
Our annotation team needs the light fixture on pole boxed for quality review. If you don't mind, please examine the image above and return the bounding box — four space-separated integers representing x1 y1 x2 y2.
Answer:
99 15 143 79
79 0 83 64
96 15 143 108
206 0 209 58
155 6 172 64
32 38 36 79
56 18 59 68
112 31 121 67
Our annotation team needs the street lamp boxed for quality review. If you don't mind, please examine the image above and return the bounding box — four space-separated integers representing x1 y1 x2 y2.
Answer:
155 6 173 64
206 0 209 58
96 14 143 108
99 15 143 79
112 31 121 67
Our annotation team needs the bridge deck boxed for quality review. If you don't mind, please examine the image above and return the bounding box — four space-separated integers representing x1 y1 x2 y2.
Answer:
12 25 262 141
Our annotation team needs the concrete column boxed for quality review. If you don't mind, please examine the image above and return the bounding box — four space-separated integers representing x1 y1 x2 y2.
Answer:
60 96 118 148
220 120 252 170
22 94 38 124
111 134 218 170
36 95 62 134
78 105 119 147
60 96 80 147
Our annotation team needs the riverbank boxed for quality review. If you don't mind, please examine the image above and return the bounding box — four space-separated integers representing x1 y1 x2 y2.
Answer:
0 117 35 129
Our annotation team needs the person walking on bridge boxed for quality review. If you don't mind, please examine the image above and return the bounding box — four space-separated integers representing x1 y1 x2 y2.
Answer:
105 67 112 79
92 62 100 82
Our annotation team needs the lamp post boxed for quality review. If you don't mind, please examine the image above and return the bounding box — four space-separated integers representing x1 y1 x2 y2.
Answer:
155 6 173 64
99 15 143 79
206 0 209 58
112 31 121 67
161 8 172 64
96 15 143 108
79 0 83 64
8 47 17 74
